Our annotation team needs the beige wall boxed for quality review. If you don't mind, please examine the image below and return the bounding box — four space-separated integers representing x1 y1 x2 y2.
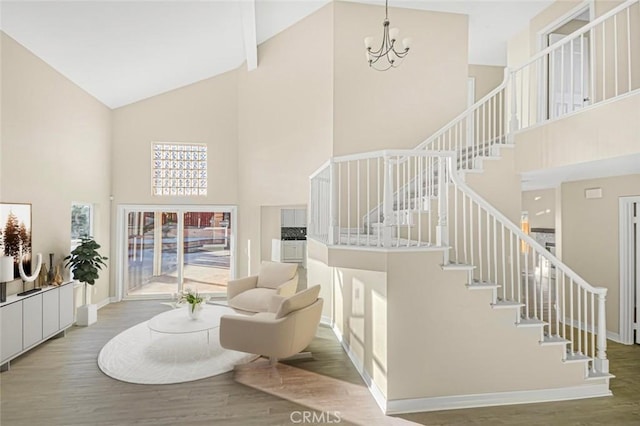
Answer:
385 250 587 400
465 147 522 224
237 3 334 276
1 33 112 305
308 245 592 402
333 265 388 397
469 65 504 101
333 2 468 156
523 188 557 229
112 70 239 206
515 92 640 172
306 238 332 319
561 174 640 335
307 239 389 397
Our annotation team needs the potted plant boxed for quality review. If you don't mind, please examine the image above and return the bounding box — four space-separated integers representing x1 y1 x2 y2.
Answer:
175 288 208 320
64 236 108 326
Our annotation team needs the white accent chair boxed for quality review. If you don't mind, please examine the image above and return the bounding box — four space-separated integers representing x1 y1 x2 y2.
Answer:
226 261 299 314
220 285 323 364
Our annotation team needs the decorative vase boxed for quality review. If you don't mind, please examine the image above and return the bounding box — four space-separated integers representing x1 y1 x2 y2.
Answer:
37 264 48 288
54 264 63 285
188 302 203 320
47 253 55 285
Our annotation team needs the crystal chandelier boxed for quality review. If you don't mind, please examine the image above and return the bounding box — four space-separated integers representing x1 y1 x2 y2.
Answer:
364 0 412 71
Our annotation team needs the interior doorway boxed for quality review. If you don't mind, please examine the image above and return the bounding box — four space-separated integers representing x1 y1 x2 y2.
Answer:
541 5 592 120
619 196 639 345
116 205 236 300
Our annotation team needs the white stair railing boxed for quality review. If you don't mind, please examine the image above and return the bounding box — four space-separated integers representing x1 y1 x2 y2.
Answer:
310 151 610 375
359 0 639 231
309 150 454 249
417 69 510 164
415 0 638 157
446 158 609 375
509 0 639 130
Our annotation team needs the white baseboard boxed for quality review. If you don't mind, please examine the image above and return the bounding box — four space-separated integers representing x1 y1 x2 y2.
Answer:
320 315 333 327
563 316 624 344
328 318 613 415
386 384 612 415
607 331 623 344
329 324 388 413
96 297 113 310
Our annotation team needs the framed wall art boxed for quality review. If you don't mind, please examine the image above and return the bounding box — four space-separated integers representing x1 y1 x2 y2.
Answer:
0 202 32 278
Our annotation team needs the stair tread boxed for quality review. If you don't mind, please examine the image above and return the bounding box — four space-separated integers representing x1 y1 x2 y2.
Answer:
466 281 500 290
540 335 571 346
491 300 524 309
586 370 616 381
516 318 547 327
564 352 592 363
441 263 476 271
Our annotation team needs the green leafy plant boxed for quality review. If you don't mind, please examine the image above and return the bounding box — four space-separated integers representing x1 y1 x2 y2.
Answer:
176 288 207 312
64 237 108 305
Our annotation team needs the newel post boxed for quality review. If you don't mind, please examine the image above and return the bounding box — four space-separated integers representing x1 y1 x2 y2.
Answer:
382 155 394 247
436 156 449 264
328 160 338 245
595 289 609 373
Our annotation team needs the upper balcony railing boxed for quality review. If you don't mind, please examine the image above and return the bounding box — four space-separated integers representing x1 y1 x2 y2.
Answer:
417 0 639 157
510 0 640 130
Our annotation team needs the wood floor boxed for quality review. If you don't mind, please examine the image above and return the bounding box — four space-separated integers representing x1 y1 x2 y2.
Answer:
1 300 639 425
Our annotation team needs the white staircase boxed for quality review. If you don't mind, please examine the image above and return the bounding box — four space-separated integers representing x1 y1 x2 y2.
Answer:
308 0 640 411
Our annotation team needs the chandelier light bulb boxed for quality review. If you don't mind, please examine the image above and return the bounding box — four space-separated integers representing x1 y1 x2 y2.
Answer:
402 37 412 50
364 36 374 49
389 27 400 42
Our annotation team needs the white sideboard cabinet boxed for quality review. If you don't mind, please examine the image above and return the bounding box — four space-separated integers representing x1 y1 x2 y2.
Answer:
0 281 74 371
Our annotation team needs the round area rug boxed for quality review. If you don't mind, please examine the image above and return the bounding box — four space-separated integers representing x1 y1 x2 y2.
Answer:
98 306 257 384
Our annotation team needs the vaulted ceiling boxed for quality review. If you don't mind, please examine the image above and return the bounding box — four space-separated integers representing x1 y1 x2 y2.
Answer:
0 0 553 108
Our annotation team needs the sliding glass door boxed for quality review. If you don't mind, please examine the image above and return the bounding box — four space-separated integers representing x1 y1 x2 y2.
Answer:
118 205 236 300
182 210 232 294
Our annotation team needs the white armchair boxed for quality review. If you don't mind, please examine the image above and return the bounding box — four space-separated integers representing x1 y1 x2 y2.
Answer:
227 261 299 313
220 285 323 364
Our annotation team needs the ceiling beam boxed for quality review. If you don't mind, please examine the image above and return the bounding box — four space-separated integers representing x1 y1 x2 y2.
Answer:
240 0 258 71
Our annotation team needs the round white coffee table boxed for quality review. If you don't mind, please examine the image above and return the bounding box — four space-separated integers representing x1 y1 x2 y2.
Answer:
148 305 227 345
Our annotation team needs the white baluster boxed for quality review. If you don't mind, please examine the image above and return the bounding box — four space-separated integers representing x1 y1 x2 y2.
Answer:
347 161 351 245
509 70 519 137
614 14 619 97
437 156 449 264
382 155 394 247
329 161 338 245
357 160 360 245
627 8 632 93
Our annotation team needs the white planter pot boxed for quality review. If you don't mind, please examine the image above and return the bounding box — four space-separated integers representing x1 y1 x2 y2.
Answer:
77 304 97 326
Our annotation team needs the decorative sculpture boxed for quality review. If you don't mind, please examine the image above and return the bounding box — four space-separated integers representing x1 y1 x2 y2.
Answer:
17 252 43 296
18 252 42 283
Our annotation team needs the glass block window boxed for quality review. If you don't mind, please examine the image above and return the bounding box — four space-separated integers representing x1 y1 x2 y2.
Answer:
152 143 208 196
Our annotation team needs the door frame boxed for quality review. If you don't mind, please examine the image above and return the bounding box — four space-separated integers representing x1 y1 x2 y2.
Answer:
619 196 640 344
535 1 594 122
115 204 238 302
